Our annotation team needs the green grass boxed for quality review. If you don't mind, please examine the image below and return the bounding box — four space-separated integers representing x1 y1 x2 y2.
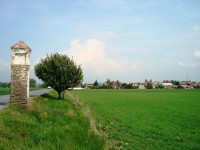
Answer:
0 88 10 95
0 91 104 149
29 87 44 91
0 87 43 95
73 89 200 150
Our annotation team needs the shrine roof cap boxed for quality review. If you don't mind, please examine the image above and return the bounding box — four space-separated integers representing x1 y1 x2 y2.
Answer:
11 41 31 51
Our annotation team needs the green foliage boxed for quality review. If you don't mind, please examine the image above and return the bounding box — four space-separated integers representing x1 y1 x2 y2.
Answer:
73 90 200 150
90 86 99 89
157 84 164 89
93 80 98 86
171 80 180 85
0 87 43 96
0 91 104 149
34 53 83 99
29 78 36 87
0 81 40 95
146 83 153 89
0 82 10 88
121 83 133 89
37 82 47 88
105 79 112 89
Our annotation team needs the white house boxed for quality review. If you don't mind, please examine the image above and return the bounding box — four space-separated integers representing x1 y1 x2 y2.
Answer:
162 83 173 89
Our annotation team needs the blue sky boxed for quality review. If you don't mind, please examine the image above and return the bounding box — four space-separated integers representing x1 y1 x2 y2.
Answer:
0 0 200 83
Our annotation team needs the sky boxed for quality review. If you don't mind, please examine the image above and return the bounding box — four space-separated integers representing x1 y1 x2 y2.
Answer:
0 0 200 83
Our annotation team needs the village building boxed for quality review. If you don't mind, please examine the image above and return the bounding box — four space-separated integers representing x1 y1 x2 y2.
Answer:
138 84 146 89
162 83 174 89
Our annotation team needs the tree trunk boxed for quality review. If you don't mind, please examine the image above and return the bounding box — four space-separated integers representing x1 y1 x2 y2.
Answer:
58 91 61 99
62 90 65 99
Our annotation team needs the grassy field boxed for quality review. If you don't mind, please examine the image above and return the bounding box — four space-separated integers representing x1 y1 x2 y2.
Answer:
0 87 43 95
0 88 10 95
73 89 200 150
0 91 104 149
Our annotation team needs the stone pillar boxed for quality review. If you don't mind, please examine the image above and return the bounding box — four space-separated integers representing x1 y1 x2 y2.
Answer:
9 41 31 107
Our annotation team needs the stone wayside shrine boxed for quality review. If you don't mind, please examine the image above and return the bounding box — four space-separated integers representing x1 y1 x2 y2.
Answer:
9 41 31 107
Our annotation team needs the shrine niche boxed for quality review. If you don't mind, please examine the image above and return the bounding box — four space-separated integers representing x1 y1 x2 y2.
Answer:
9 41 31 107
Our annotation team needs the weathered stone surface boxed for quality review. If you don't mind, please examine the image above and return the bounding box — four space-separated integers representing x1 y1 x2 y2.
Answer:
10 65 30 107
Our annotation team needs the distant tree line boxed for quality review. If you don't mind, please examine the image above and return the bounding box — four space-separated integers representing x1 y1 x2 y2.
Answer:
87 79 200 89
90 79 112 89
0 82 10 88
29 78 36 87
89 79 138 89
0 78 38 88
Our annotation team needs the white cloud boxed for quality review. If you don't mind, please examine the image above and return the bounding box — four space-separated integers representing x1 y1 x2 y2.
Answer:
194 50 200 58
178 62 198 68
61 38 138 76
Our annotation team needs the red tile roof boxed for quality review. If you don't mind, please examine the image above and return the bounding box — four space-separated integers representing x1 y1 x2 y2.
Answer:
11 41 31 50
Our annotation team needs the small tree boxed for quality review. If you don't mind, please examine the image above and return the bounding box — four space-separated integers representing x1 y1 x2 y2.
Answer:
34 53 83 99
93 80 98 86
146 83 153 89
105 79 112 89
29 78 36 87
157 84 164 89
121 83 133 89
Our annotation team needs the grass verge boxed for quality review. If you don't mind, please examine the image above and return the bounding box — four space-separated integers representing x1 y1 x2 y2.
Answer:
0 90 105 149
29 87 44 91
68 91 121 150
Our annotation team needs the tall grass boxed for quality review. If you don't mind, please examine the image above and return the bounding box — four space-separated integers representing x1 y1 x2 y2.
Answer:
73 89 200 150
0 91 104 149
